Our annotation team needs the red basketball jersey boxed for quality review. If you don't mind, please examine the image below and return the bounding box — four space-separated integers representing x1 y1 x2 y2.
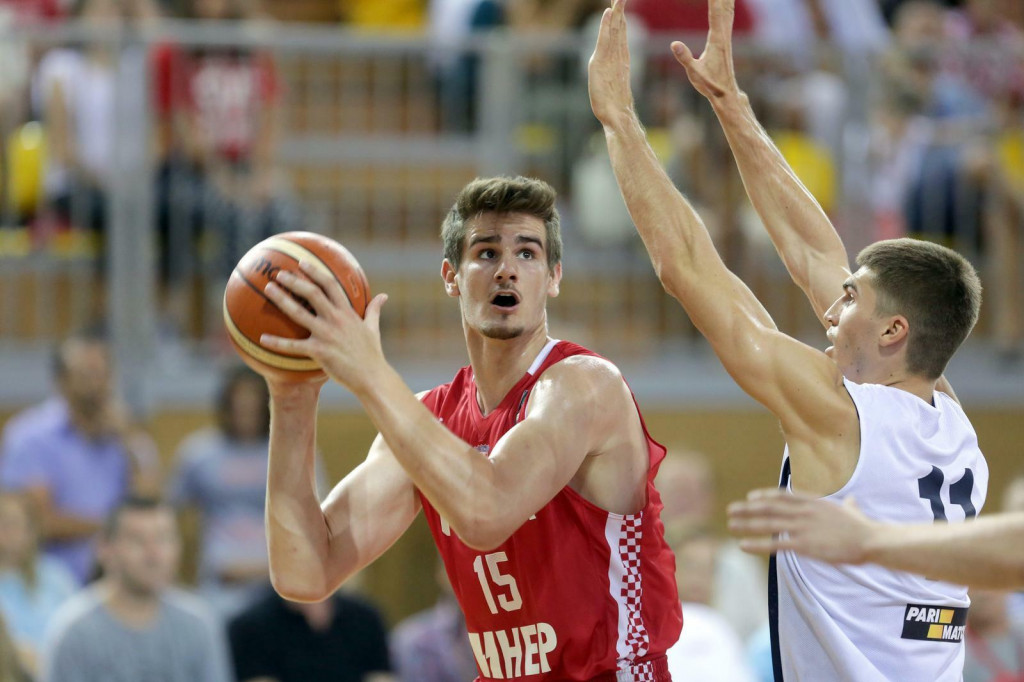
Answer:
419 340 683 681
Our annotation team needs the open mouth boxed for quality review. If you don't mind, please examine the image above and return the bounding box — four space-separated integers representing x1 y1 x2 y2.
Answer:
491 292 520 309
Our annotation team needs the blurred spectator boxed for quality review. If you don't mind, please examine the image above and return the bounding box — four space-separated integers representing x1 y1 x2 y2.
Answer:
963 589 1024 682
657 448 768 641
666 529 758 682
877 0 1023 358
0 611 30 682
0 330 159 585
391 556 476 682
40 496 233 682
31 0 122 234
429 0 602 131
0 0 59 223
167 366 272 619
31 0 158 235
153 0 296 288
228 584 394 682
0 490 76 676
168 365 326 619
945 0 1024 108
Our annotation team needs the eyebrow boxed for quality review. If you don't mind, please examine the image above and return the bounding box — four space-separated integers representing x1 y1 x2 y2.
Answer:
468 235 501 248
468 234 545 249
516 235 544 249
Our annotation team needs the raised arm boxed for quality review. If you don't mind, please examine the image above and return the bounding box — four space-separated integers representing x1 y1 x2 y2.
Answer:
729 489 1024 590
265 383 421 602
667 0 849 321
588 0 850 444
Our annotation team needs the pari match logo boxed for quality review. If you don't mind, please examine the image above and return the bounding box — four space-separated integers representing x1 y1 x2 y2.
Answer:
901 604 968 643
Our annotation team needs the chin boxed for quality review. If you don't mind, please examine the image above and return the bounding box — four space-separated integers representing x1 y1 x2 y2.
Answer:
480 325 525 340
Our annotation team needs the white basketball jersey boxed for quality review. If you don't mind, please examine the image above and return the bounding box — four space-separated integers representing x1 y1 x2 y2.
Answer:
772 378 988 682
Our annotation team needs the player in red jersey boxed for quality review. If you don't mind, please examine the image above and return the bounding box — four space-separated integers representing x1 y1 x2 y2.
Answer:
257 176 682 681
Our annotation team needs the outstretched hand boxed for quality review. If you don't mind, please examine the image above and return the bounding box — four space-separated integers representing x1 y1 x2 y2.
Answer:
727 488 878 565
669 0 741 103
588 0 635 129
261 261 390 394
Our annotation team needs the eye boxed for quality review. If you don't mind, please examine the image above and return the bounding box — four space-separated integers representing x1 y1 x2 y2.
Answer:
518 249 535 260
479 249 495 260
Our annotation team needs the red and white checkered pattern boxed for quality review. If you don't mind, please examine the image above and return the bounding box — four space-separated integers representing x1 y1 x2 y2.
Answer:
615 658 661 682
618 514 650 661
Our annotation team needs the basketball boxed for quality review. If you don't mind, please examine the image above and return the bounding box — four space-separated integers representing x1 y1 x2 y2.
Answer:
223 231 370 382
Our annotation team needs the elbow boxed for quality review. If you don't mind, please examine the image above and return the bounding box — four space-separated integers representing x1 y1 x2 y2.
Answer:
458 524 513 552
653 263 688 301
449 505 515 551
268 570 330 604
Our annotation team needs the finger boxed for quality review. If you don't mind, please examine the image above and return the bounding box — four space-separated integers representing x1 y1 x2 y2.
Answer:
670 40 695 67
612 0 630 61
259 333 312 357
708 0 736 41
728 517 792 536
729 498 806 520
297 259 347 309
275 270 332 316
363 293 389 331
746 488 790 501
264 281 320 330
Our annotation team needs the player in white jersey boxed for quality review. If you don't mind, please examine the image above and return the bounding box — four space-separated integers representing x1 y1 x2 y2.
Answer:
588 1 987 680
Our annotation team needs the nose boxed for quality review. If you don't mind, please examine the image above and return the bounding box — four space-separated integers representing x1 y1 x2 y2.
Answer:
493 252 518 282
824 297 841 326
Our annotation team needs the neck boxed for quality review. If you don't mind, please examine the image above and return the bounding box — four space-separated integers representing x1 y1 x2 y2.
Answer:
100 578 162 628
464 324 552 415
63 400 105 439
879 373 937 404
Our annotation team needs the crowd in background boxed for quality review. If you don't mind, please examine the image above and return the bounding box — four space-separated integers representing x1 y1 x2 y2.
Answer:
0 0 1021 680
0 0 1018 352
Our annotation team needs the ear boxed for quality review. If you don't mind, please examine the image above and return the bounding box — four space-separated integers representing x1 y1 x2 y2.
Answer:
547 263 562 298
441 260 460 298
879 314 909 348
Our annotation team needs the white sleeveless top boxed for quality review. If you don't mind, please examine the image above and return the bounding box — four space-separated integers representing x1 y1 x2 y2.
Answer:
774 378 988 682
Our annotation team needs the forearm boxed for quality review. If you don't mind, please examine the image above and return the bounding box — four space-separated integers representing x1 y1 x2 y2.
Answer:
710 92 848 305
602 113 714 292
352 363 505 548
865 514 1024 589
265 388 333 600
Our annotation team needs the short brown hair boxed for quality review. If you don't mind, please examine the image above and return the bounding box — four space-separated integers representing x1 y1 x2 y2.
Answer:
441 176 562 271
856 238 982 379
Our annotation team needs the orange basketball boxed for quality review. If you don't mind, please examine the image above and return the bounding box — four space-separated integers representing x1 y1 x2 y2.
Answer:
223 231 370 383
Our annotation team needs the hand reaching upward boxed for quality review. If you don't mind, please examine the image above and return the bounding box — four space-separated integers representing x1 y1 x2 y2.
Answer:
669 0 741 103
588 0 636 130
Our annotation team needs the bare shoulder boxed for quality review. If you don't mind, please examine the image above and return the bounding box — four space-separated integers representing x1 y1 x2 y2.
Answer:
539 356 648 512
531 354 633 409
